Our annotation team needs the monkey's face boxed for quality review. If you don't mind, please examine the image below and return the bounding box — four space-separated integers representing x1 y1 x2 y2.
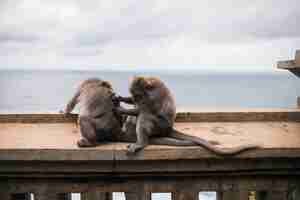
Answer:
129 76 151 104
130 85 144 103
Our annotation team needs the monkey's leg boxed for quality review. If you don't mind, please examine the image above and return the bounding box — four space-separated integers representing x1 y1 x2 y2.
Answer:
77 116 97 147
127 116 151 153
119 116 138 142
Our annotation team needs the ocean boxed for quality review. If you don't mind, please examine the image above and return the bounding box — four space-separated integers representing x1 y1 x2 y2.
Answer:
0 69 300 113
1 69 299 200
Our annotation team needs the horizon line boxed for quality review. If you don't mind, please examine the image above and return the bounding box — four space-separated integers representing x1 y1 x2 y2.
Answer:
0 67 286 74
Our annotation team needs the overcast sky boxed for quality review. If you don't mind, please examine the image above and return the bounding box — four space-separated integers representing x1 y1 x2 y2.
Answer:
0 0 299 71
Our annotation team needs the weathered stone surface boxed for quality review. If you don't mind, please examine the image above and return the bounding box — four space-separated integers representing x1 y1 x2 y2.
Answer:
0 111 299 200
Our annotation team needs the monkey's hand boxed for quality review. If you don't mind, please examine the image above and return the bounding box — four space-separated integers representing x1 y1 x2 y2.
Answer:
117 96 135 105
111 94 121 107
59 109 71 117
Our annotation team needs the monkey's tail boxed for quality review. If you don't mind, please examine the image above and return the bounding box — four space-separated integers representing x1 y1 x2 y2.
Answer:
170 129 259 156
149 137 197 146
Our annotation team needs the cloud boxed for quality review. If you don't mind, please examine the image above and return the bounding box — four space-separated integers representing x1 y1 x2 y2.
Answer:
0 0 299 70
73 0 300 46
0 31 39 43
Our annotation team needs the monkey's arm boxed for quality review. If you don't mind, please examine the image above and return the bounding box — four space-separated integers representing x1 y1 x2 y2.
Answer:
115 107 139 116
118 96 135 104
64 90 80 113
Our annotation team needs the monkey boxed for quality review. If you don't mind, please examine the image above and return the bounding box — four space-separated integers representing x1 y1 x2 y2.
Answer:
61 78 123 147
112 96 198 146
114 76 260 155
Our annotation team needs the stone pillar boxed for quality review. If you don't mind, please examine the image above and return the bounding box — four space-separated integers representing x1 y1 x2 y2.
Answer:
173 191 198 200
58 193 72 200
125 192 151 200
34 192 60 200
218 191 249 200
81 192 112 200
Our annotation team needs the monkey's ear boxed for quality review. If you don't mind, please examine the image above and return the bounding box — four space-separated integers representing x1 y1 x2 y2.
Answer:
101 81 112 89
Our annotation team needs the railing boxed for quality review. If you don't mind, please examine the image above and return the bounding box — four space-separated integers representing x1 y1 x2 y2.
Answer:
1 175 299 200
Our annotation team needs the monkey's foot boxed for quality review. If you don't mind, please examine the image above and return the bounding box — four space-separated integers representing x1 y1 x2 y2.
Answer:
77 138 97 148
127 144 144 154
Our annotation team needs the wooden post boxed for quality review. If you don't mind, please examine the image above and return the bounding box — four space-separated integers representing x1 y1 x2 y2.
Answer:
11 193 31 200
81 192 112 200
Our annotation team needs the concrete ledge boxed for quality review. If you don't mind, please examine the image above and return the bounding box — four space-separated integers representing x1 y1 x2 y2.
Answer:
1 108 300 123
0 110 300 175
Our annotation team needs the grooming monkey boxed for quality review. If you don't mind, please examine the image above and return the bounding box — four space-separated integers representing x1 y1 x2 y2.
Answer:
115 76 259 155
61 78 122 147
61 78 196 148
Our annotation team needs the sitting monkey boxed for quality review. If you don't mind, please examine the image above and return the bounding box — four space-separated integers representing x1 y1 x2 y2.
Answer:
115 76 259 155
61 78 190 148
61 78 122 147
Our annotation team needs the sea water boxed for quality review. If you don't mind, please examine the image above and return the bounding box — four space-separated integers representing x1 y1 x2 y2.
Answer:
0 69 300 113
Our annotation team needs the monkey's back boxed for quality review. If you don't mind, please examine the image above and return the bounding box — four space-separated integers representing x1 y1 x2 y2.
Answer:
79 86 113 117
78 82 122 141
149 81 177 126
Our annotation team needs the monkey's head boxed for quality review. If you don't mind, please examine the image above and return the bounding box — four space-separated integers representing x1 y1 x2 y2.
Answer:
99 80 112 89
79 78 112 91
129 76 161 103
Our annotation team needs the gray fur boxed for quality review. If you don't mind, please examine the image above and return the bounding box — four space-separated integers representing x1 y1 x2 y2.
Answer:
61 78 122 147
116 76 259 155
